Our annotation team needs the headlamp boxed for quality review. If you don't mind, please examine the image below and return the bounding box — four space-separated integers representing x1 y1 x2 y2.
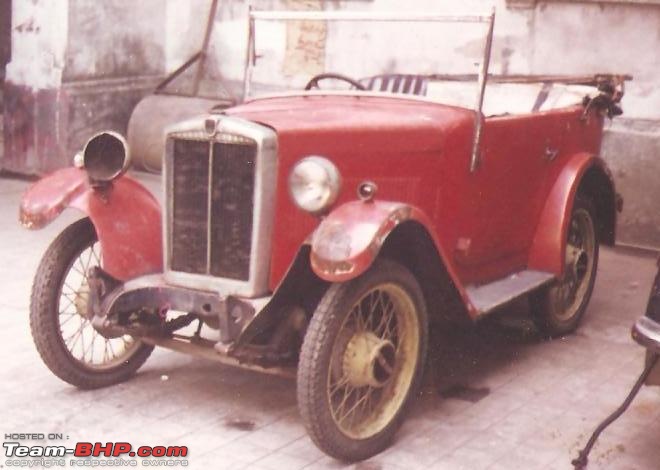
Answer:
80 131 131 184
289 156 341 214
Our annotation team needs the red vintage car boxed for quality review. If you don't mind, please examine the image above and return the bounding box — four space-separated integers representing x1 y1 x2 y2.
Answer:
19 10 627 461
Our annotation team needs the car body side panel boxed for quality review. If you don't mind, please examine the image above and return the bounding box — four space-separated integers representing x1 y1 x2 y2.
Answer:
459 106 604 282
20 167 162 280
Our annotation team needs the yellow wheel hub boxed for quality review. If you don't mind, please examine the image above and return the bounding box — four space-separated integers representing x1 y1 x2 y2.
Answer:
327 283 420 439
343 332 396 388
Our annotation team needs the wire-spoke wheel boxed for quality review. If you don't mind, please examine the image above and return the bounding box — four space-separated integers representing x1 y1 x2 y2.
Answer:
30 218 153 388
531 196 599 337
297 259 427 461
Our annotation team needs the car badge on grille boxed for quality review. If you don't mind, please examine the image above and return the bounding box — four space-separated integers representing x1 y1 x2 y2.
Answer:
205 118 218 137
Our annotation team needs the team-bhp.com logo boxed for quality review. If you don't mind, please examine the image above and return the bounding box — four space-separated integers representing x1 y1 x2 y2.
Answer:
4 442 188 466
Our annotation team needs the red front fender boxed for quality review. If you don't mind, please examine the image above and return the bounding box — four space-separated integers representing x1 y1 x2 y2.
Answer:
19 167 162 280
310 199 470 306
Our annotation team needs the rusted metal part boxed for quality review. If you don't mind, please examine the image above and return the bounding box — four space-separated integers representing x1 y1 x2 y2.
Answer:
19 167 162 280
230 313 304 368
89 270 265 344
141 334 296 378
84 265 306 366
86 248 315 363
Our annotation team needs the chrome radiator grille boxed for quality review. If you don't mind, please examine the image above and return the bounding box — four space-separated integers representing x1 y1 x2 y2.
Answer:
169 137 257 281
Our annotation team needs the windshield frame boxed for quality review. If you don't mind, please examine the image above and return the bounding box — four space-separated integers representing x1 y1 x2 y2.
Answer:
244 9 495 172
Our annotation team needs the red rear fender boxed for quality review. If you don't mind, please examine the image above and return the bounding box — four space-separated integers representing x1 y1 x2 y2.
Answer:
528 154 615 275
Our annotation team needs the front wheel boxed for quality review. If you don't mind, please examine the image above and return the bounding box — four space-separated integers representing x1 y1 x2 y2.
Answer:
531 196 599 337
297 259 428 461
30 218 154 389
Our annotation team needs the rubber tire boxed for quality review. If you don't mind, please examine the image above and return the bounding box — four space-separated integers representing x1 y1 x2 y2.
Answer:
30 218 154 389
530 196 599 338
297 258 428 461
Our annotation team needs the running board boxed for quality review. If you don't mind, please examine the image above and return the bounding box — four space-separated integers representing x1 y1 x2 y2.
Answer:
466 270 555 316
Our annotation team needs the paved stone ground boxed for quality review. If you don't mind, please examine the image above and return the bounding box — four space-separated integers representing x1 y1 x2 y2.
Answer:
1 174 659 469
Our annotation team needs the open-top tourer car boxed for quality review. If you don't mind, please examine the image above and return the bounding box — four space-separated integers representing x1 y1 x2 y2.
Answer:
20 10 627 461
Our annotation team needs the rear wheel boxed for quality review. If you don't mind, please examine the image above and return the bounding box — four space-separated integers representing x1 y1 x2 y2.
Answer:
531 196 599 337
297 259 428 461
30 218 153 389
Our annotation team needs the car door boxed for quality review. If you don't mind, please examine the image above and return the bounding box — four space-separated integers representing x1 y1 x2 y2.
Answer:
461 112 569 283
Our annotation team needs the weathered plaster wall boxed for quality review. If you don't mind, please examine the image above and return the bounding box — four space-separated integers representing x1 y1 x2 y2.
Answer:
4 0 68 90
65 0 165 81
528 1 660 120
602 120 660 249
2 0 166 174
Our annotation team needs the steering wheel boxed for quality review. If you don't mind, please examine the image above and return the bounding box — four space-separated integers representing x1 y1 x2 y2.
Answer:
304 73 367 91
